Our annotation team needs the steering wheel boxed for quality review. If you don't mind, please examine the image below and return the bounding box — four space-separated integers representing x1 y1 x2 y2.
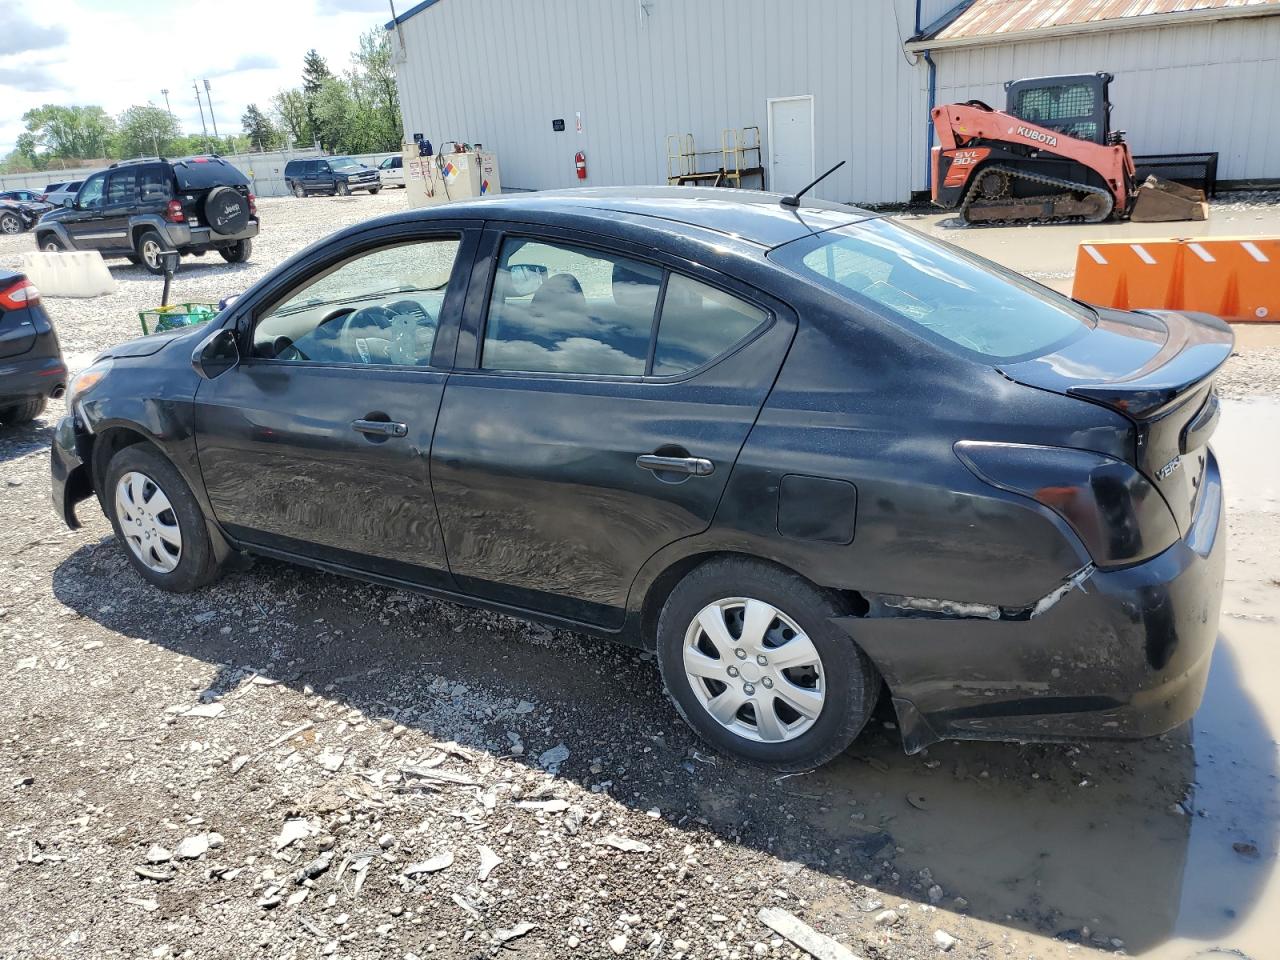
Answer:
339 305 397 363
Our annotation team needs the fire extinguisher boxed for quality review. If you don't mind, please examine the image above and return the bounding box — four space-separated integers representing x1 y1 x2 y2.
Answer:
575 151 587 180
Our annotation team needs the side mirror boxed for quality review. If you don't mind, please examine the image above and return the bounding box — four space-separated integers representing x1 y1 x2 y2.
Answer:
63 198 74 208
192 326 240 380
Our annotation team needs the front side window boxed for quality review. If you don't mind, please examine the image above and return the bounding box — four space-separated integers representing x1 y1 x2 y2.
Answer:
769 218 1092 362
653 275 768 376
77 173 106 209
482 238 661 376
253 237 461 366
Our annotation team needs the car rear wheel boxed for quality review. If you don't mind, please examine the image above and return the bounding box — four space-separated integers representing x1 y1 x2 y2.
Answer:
293 182 305 198
219 239 252 264
135 230 170 275
104 444 223 592
0 212 22 234
0 397 46 425
656 558 879 771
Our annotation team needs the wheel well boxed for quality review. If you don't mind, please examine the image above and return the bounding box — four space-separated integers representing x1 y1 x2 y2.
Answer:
89 426 154 493
636 551 868 648
130 224 156 249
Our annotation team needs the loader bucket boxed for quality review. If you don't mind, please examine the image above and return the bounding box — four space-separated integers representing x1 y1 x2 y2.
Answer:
1130 176 1209 223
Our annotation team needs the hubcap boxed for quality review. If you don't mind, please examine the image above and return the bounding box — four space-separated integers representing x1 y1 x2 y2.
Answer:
114 471 182 574
1 217 19 234
142 240 161 269
682 598 825 744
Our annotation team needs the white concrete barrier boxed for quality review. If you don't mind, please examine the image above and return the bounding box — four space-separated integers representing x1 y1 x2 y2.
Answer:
18 250 117 298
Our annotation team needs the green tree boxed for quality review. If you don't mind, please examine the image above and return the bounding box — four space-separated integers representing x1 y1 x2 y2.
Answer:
312 77 358 153
114 103 182 158
21 104 114 161
272 89 308 146
351 27 400 150
240 104 279 150
301 49 333 146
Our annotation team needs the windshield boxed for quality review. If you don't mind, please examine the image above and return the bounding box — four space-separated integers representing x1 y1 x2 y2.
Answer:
769 219 1093 362
330 157 361 170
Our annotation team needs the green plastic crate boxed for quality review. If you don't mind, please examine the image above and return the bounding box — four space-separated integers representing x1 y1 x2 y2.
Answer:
138 302 219 336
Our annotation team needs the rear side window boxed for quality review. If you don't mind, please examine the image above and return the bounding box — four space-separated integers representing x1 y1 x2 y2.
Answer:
105 169 137 205
483 238 661 376
138 167 172 202
769 219 1092 362
653 275 768 376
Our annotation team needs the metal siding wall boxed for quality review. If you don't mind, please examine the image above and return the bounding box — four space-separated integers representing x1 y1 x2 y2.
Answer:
393 0 930 204
929 16 1280 180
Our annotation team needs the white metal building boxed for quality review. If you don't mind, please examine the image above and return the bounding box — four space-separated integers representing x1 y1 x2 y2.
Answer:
387 0 1280 203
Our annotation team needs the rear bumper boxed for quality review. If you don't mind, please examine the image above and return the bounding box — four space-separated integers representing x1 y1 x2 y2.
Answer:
850 450 1226 752
168 219 259 248
50 413 92 528
0 352 66 404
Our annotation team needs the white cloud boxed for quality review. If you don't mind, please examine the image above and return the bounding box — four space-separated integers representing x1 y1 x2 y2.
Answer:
0 0 392 154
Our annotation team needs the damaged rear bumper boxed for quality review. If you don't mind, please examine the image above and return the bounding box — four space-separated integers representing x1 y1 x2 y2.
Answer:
844 451 1226 753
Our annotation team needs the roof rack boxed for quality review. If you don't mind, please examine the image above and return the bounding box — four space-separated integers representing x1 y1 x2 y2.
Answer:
109 156 166 168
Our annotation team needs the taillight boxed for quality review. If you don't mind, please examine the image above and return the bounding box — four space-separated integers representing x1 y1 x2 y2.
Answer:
247 192 257 216
0 278 40 310
164 200 185 223
955 441 1179 568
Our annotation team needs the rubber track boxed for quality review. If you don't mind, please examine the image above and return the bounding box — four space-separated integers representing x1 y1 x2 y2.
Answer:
960 164 1115 226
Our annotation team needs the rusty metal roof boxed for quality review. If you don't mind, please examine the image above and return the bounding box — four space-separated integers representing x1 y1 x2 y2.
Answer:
927 0 1280 43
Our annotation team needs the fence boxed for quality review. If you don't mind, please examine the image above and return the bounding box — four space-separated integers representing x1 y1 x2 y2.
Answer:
0 148 402 199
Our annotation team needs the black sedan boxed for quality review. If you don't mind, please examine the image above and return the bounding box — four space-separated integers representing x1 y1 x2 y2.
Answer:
50 187 1229 770
1 269 65 423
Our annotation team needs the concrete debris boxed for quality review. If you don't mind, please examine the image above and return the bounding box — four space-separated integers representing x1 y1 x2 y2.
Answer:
402 851 454 876
275 818 316 851
757 907 864 960
144 844 172 864
133 865 175 882
515 798 569 813
597 835 652 853
874 910 900 926
181 702 226 719
538 743 570 772
293 851 335 884
608 932 629 954
495 922 537 945
477 845 502 881
174 834 209 859
400 764 477 786
934 930 957 952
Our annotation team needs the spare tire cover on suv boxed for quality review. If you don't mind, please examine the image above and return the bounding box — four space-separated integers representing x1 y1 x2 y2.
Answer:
204 186 250 235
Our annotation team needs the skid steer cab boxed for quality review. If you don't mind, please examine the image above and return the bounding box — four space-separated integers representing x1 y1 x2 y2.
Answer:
930 72 1144 225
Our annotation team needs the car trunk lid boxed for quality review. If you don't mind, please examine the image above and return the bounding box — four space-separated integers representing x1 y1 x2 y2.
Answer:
999 307 1233 535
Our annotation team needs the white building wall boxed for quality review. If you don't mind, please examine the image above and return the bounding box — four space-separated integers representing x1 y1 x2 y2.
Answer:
390 0 932 204
926 15 1280 182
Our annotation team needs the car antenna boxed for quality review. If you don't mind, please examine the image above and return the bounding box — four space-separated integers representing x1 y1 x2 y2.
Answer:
780 160 845 208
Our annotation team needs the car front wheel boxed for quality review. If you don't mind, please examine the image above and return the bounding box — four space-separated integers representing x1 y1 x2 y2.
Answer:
293 182 305 198
656 558 880 771
104 444 224 592
0 212 23 234
336 181 349 196
39 235 64 252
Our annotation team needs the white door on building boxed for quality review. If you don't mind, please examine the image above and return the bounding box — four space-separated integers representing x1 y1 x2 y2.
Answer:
767 96 814 195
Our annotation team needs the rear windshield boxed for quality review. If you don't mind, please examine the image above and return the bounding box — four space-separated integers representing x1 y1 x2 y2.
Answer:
172 158 249 190
769 219 1092 362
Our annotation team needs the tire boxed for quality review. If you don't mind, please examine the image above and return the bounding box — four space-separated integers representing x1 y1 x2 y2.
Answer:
103 444 224 593
39 234 64 253
203 186 250 235
135 229 171 275
0 211 22 235
336 181 349 196
293 182 305 199
218 238 252 264
0 397 46 425
656 558 880 771
368 187 381 195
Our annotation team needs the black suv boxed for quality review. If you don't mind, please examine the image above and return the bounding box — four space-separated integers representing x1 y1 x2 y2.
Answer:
284 157 381 197
35 156 259 275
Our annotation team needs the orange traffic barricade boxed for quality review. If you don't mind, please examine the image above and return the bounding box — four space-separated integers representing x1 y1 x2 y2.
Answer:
1073 236 1279 322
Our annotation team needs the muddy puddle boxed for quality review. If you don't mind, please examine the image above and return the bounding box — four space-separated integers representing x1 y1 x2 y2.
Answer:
720 399 1280 958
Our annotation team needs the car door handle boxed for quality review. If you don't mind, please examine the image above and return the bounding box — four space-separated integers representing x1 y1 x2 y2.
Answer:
352 418 408 438
636 454 714 477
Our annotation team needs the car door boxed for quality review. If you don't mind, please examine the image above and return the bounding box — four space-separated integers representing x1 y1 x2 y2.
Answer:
430 225 796 627
312 160 333 193
194 222 480 588
96 168 140 253
62 171 108 250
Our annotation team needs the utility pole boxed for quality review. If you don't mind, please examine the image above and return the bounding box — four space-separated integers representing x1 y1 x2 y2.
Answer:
203 78 220 148
193 80 210 153
160 88 173 117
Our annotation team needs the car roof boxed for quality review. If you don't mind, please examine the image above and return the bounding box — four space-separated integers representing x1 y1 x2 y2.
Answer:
434 186 876 250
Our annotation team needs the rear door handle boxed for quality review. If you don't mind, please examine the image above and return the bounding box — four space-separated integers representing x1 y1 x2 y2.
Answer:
352 418 408 438
636 454 714 477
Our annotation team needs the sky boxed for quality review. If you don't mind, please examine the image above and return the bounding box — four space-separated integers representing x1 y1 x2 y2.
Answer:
0 0 398 156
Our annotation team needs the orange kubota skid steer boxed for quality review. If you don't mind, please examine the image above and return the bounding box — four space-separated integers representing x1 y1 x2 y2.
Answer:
930 72 1201 225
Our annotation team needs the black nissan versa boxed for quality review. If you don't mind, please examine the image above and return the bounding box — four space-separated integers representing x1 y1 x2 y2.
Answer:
49 187 1230 770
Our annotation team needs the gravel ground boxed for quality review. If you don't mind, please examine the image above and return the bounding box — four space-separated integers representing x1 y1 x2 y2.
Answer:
0 192 1267 960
